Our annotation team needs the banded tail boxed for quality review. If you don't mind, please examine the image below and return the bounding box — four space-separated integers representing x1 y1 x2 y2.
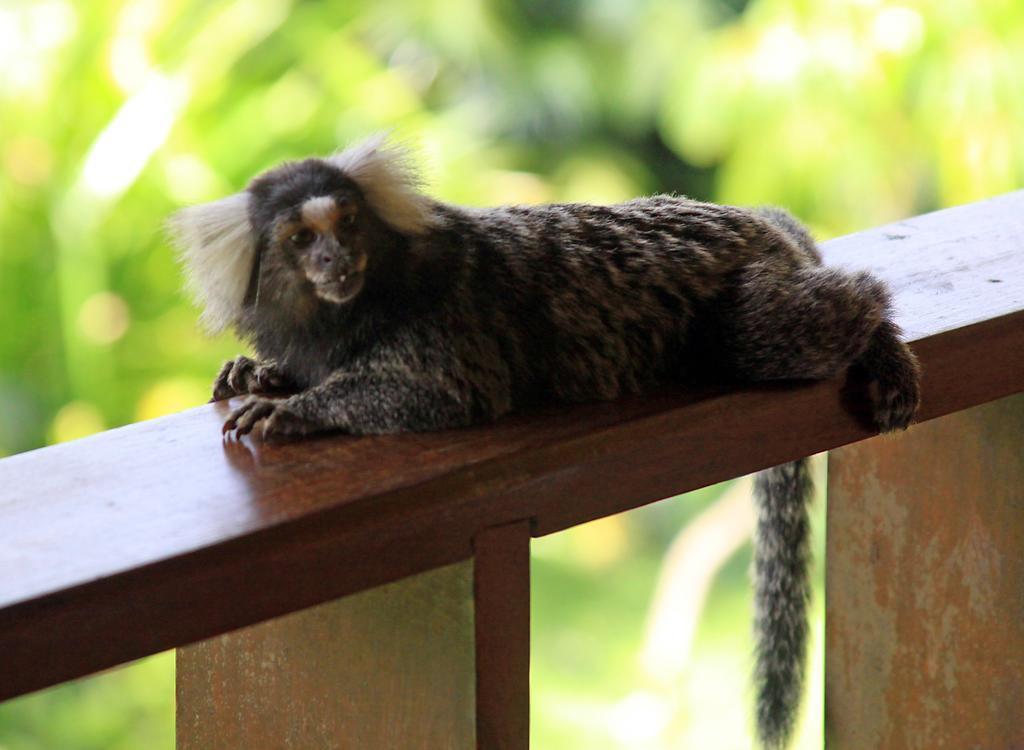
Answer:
753 459 814 749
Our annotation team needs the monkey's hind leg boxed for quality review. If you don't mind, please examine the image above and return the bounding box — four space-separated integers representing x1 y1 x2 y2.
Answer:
721 263 888 381
719 263 919 431
848 319 921 432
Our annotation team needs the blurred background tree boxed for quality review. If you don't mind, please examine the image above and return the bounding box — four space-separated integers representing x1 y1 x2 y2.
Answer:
0 0 1020 748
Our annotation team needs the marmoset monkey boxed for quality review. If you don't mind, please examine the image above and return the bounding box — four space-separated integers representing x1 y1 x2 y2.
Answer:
171 135 920 750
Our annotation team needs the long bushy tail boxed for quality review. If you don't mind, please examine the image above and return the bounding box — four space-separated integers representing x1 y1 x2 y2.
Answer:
753 459 814 749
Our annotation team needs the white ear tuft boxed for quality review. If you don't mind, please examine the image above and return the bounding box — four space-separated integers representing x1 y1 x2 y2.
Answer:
327 134 435 235
168 192 255 334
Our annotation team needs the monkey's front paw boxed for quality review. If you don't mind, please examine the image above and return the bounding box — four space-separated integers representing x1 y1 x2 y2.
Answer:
222 396 314 439
212 357 288 401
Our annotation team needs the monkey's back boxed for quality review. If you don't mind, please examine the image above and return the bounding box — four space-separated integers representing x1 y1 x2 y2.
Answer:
428 196 813 406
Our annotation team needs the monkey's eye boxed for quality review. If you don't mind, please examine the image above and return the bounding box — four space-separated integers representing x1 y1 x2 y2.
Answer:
288 228 316 248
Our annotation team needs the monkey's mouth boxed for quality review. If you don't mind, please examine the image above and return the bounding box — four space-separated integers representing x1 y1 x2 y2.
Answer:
313 271 365 305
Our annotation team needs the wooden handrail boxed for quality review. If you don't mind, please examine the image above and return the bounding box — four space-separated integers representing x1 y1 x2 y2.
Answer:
1 192 1022 702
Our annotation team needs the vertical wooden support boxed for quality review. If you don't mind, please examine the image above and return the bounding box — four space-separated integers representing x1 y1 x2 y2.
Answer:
177 561 477 749
177 522 532 750
826 394 1024 749
474 520 532 750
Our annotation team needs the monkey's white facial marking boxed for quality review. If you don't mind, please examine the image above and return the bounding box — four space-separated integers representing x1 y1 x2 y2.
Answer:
301 196 342 234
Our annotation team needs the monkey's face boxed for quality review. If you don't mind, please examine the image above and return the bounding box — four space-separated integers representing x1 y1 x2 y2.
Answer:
171 136 433 334
248 160 379 310
266 190 368 306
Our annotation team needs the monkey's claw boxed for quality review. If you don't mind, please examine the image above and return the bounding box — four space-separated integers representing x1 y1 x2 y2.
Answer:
212 357 287 402
213 357 255 401
223 396 272 436
222 396 313 440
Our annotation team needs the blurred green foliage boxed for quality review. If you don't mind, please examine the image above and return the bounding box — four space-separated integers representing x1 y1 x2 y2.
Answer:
0 0 1020 747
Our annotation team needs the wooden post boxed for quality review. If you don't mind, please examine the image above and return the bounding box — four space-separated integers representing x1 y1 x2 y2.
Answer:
474 521 531 749
177 561 478 749
826 394 1024 749
177 521 531 750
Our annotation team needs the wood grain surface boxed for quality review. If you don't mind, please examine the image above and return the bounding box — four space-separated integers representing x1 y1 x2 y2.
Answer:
177 561 476 750
1 191 1022 700
826 394 1024 749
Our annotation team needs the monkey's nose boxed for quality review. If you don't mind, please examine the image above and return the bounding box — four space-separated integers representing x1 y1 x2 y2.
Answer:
315 252 335 271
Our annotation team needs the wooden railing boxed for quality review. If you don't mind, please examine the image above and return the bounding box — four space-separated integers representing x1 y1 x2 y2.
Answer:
1 192 1022 748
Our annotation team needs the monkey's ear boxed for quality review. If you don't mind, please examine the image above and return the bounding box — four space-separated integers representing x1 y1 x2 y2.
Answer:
168 192 255 334
327 134 435 235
